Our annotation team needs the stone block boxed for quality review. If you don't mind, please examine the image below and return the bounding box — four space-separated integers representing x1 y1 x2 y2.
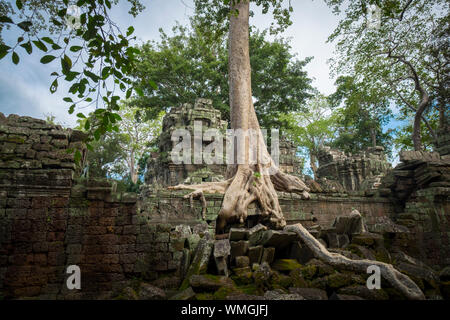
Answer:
229 228 249 241
230 240 249 261
261 247 275 265
248 245 263 265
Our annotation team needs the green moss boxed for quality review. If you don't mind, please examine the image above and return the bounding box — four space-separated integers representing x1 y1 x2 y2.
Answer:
237 284 262 296
231 267 253 285
327 272 356 289
300 264 317 280
308 277 327 290
290 269 308 288
270 271 293 289
213 286 240 300
272 259 302 272
196 293 214 300
351 235 375 247
374 249 391 263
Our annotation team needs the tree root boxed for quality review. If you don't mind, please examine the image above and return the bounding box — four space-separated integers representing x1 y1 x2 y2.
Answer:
285 223 425 300
270 170 311 199
168 180 232 220
167 165 301 232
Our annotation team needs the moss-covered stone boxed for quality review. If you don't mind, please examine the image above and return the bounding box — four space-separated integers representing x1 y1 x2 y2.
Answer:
271 259 302 273
306 259 334 277
237 284 262 296
213 286 241 300
231 267 253 285
299 264 317 280
196 293 214 300
270 271 293 289
327 272 361 290
289 269 308 288
374 248 391 263
338 285 389 300
307 276 328 290
189 274 233 292
440 281 450 300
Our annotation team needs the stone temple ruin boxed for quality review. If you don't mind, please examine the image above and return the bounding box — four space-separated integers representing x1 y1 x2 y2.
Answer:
0 103 449 300
145 98 302 187
315 146 392 193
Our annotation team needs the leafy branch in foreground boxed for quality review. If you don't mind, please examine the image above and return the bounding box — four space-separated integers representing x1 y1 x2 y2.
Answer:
0 0 147 147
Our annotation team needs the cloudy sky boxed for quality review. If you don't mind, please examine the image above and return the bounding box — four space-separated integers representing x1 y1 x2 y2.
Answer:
0 0 341 127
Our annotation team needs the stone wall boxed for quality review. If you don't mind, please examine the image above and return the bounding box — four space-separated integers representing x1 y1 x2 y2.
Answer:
379 150 450 268
139 188 396 233
0 114 195 299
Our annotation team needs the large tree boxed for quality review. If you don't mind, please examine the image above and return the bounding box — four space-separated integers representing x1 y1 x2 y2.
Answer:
326 0 449 151
131 21 312 128
170 0 424 300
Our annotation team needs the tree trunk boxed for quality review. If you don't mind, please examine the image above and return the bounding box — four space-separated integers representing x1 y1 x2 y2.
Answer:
310 152 318 179
371 128 377 147
412 90 429 151
169 0 310 233
130 150 138 184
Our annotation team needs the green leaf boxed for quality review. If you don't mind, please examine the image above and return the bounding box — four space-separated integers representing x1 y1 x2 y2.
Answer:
86 143 94 152
12 52 19 65
0 44 11 60
0 16 13 24
68 104 75 114
19 42 32 54
65 71 80 82
41 37 54 45
148 80 158 90
69 46 83 52
74 149 81 164
94 129 101 140
101 67 110 79
16 0 23 10
63 97 73 103
40 55 56 64
135 87 143 97
84 70 100 82
51 43 62 50
76 113 86 119
84 120 90 130
127 26 134 37
50 79 58 93
32 40 48 52
126 88 132 99
61 55 72 74
17 20 32 31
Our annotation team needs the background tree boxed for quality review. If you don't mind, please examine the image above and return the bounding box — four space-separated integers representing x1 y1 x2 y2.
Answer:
326 0 449 151
131 15 313 128
281 93 337 178
76 104 163 186
328 76 394 156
